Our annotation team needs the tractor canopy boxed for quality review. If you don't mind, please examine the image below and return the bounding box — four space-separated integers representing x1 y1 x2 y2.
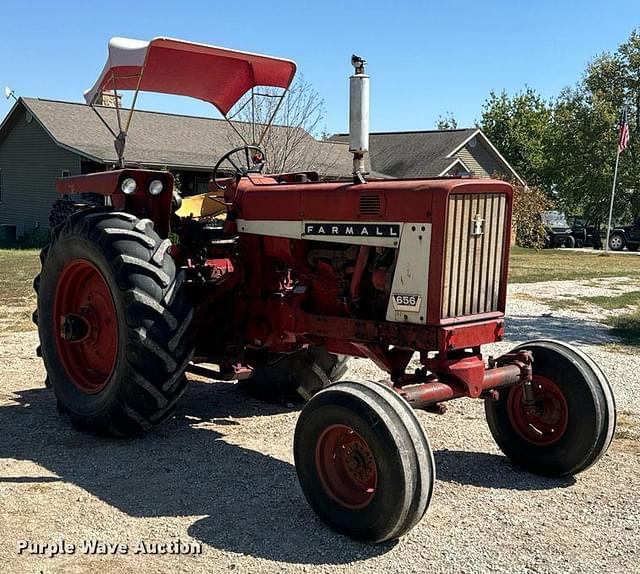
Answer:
84 37 297 115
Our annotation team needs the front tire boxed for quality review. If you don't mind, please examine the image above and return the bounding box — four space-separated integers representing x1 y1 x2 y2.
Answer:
485 340 615 477
34 209 194 436
294 381 435 542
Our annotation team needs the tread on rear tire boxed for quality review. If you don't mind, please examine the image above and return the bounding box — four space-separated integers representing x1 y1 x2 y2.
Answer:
241 346 349 403
34 208 194 436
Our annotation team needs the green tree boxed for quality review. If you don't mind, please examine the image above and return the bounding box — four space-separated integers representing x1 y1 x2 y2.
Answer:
545 88 618 225
436 112 458 130
480 88 552 189
547 29 640 224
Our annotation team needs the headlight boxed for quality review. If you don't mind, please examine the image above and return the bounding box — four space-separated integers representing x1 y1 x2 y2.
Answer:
148 179 164 196
120 177 137 195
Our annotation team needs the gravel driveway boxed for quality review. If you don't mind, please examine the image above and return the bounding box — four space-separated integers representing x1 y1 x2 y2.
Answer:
0 278 638 574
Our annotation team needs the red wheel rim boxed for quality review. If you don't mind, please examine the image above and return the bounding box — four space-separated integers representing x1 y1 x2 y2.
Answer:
507 376 569 446
314 424 377 509
53 259 118 394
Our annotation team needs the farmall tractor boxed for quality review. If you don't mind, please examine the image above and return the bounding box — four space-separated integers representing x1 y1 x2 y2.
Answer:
34 37 616 543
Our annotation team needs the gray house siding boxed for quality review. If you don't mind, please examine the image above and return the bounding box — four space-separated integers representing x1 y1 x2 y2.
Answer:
0 107 81 234
454 139 504 179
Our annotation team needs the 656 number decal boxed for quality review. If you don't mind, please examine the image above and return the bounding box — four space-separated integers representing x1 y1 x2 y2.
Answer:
392 294 422 311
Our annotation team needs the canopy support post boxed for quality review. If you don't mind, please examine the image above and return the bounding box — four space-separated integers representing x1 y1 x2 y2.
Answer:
256 88 288 148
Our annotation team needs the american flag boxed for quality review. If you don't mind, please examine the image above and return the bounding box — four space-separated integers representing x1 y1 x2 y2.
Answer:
618 107 630 153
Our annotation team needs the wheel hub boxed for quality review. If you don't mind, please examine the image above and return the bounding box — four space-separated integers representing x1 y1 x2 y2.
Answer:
508 376 569 446
343 441 375 482
53 259 118 394
60 313 90 342
314 424 377 509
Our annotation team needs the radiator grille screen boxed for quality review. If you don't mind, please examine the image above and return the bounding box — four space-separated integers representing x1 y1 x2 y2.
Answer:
442 193 508 319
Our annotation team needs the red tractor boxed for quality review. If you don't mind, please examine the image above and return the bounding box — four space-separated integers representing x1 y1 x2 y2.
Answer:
34 37 615 543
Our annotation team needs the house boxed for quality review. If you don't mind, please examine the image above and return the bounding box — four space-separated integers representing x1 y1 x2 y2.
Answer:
329 128 524 184
0 97 524 238
0 97 354 236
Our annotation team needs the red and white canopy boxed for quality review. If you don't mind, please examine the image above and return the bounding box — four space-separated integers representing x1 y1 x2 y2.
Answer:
84 37 297 115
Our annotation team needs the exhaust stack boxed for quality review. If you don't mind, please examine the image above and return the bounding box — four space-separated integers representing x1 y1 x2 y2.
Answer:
349 55 369 183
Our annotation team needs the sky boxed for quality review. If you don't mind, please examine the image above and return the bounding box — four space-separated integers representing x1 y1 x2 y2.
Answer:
0 0 638 135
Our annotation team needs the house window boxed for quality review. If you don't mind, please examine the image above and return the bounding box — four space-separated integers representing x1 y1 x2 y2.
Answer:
61 169 71 178
195 175 209 195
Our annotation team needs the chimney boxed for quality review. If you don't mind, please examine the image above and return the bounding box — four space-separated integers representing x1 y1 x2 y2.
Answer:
97 90 122 108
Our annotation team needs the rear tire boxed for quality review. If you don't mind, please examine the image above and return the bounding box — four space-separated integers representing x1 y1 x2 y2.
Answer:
48 199 90 231
34 209 194 436
241 347 349 402
294 381 435 542
608 232 625 251
484 340 615 477
564 236 575 248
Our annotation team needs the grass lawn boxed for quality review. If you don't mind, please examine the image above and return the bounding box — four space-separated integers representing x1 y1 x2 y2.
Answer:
508 246 640 283
0 248 41 334
609 311 640 346
509 248 640 345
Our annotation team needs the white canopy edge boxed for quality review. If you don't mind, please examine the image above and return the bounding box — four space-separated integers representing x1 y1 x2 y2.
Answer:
84 37 150 104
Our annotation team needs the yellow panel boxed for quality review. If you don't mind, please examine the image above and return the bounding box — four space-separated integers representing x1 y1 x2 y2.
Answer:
175 192 227 219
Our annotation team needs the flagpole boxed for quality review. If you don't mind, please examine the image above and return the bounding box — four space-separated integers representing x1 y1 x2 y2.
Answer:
604 148 621 255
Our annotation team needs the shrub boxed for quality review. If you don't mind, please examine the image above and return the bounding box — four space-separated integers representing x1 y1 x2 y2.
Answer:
512 184 553 249
0 228 49 249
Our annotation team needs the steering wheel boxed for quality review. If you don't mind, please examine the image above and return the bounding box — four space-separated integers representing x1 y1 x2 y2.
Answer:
212 145 267 190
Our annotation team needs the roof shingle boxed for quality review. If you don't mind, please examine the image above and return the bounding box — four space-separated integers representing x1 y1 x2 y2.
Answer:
17 98 356 177
329 128 478 178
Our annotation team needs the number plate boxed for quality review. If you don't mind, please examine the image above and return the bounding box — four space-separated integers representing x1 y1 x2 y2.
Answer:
392 294 422 312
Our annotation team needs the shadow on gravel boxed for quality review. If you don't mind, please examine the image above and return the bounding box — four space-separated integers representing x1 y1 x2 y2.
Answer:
505 314 614 345
434 450 575 490
0 381 391 565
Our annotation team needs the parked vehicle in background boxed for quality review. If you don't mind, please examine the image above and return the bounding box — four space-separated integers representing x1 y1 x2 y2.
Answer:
569 216 603 249
608 218 640 251
541 211 574 248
